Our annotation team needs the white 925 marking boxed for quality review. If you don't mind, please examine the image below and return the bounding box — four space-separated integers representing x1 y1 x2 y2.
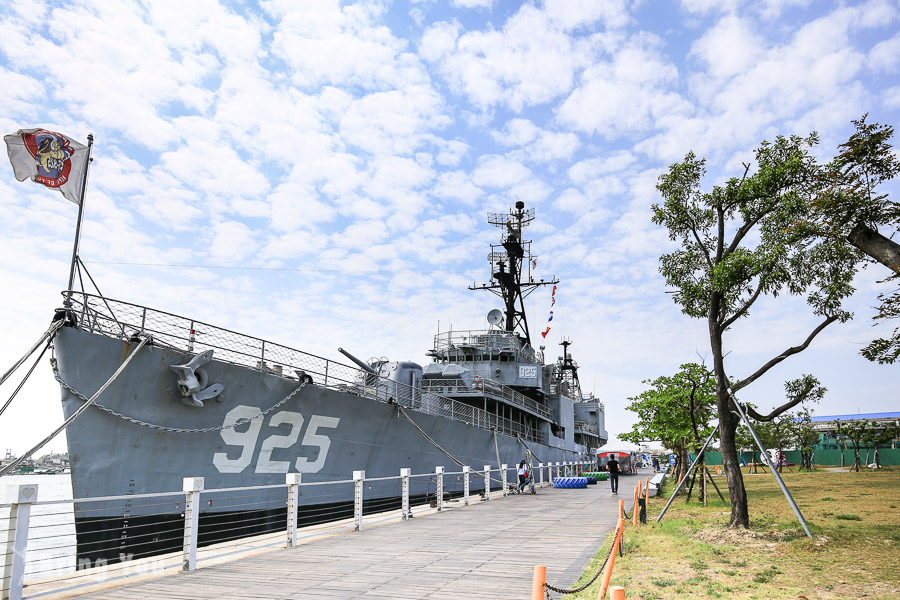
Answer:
213 405 340 475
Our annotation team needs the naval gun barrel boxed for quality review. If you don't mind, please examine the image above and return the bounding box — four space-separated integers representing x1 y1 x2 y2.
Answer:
338 347 377 374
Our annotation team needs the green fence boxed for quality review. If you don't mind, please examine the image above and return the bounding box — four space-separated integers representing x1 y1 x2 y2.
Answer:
699 448 900 466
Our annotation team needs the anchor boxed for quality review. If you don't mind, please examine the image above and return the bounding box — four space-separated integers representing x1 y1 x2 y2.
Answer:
170 349 224 407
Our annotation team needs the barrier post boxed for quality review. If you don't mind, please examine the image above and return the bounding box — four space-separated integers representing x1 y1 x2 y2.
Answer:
182 477 203 571
484 465 492 501
501 463 508 496
531 565 547 600
618 499 625 520
632 487 639 527
401 468 411 520
286 473 301 547
353 470 365 531
598 518 624 600
435 466 444 511
610 586 626 600
462 466 470 506
539 463 544 488
3 484 38 600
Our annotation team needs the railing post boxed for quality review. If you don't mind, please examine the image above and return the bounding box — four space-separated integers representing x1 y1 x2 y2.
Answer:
538 463 544 488
400 468 411 520
182 477 203 572
353 470 365 531
501 464 508 496
286 473 301 547
463 466 470 505
483 465 492 501
435 466 444 512
3 484 38 600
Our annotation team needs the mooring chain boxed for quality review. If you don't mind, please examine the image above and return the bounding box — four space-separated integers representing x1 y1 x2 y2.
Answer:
543 523 625 598
51 358 306 434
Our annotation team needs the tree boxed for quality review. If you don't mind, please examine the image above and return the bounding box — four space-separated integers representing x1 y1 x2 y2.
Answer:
862 425 898 468
833 420 868 472
812 116 900 363
792 408 820 472
654 129 855 528
620 363 717 496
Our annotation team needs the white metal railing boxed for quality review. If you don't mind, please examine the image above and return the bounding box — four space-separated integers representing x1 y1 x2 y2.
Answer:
62 292 546 444
574 420 600 435
430 329 543 364
420 378 552 420
0 462 591 599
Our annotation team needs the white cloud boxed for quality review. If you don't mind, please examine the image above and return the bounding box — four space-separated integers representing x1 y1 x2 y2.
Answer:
209 220 259 262
472 155 533 188
868 33 900 73
421 4 591 111
557 35 684 139
690 15 763 80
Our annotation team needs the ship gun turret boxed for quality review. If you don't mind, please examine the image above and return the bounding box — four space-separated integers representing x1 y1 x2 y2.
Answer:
338 347 377 375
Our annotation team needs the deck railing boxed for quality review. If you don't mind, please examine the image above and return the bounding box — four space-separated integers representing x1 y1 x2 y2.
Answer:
420 378 552 420
63 292 546 444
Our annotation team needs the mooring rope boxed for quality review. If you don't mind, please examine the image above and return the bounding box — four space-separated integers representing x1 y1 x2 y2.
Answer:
0 319 63 388
0 338 51 418
397 405 505 485
0 335 149 477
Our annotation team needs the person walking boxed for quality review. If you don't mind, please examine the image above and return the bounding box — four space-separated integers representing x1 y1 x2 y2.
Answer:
517 460 528 493
652 456 660 473
607 455 620 495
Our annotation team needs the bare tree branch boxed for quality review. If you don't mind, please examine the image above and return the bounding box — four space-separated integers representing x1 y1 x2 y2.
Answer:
732 315 839 393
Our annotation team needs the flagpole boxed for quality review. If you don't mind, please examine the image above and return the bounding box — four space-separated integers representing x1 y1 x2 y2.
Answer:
64 133 93 308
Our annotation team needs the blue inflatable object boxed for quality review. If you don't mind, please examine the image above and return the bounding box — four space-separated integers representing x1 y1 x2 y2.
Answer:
552 476 589 489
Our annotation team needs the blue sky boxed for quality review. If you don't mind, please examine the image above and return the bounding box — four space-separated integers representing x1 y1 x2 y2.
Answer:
1 0 898 456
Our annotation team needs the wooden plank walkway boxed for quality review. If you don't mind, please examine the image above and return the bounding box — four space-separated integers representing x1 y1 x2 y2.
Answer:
71 481 621 600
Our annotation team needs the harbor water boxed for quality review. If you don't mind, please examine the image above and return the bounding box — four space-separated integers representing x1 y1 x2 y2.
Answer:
3 473 76 577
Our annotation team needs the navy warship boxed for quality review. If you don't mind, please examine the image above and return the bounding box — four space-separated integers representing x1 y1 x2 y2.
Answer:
43 201 607 564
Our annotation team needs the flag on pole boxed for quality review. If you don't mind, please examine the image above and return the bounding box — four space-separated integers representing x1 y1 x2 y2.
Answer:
541 326 551 338
4 128 88 205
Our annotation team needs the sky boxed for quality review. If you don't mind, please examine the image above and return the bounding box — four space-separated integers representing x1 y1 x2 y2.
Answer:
0 0 898 457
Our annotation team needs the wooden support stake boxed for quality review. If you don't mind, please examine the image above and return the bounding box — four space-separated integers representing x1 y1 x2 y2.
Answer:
632 487 639 527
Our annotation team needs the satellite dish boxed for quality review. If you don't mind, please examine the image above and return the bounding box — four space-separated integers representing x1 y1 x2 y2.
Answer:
487 309 503 326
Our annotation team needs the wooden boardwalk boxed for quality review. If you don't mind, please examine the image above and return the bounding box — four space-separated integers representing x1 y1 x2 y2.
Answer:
72 481 621 600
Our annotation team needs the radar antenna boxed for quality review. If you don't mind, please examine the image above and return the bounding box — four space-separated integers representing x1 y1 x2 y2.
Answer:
469 201 558 344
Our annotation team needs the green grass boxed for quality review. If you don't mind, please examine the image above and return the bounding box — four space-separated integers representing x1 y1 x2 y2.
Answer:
570 468 900 599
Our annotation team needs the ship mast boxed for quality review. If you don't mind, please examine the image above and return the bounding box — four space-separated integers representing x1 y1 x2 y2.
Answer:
469 201 558 345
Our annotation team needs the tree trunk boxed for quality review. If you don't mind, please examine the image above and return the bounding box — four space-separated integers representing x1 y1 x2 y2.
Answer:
711 325 748 526
847 222 900 274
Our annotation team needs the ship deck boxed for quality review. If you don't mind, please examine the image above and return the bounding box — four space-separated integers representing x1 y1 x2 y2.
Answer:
57 476 624 600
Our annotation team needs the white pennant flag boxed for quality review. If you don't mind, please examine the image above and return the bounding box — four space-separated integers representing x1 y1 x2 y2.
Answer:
4 128 89 205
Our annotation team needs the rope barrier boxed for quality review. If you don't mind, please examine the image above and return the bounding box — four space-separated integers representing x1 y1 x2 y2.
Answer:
540 519 625 598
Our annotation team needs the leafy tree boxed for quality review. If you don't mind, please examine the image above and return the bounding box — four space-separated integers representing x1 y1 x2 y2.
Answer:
620 363 716 490
653 128 852 528
833 419 868 472
811 116 900 363
792 408 820 472
862 425 898 468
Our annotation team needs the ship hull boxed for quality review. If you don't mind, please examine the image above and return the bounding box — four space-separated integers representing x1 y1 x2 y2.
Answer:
55 327 586 565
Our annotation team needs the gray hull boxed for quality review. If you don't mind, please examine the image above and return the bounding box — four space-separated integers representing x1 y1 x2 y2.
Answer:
55 327 584 516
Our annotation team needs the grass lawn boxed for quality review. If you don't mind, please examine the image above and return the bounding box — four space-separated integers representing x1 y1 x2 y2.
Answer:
570 467 900 599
